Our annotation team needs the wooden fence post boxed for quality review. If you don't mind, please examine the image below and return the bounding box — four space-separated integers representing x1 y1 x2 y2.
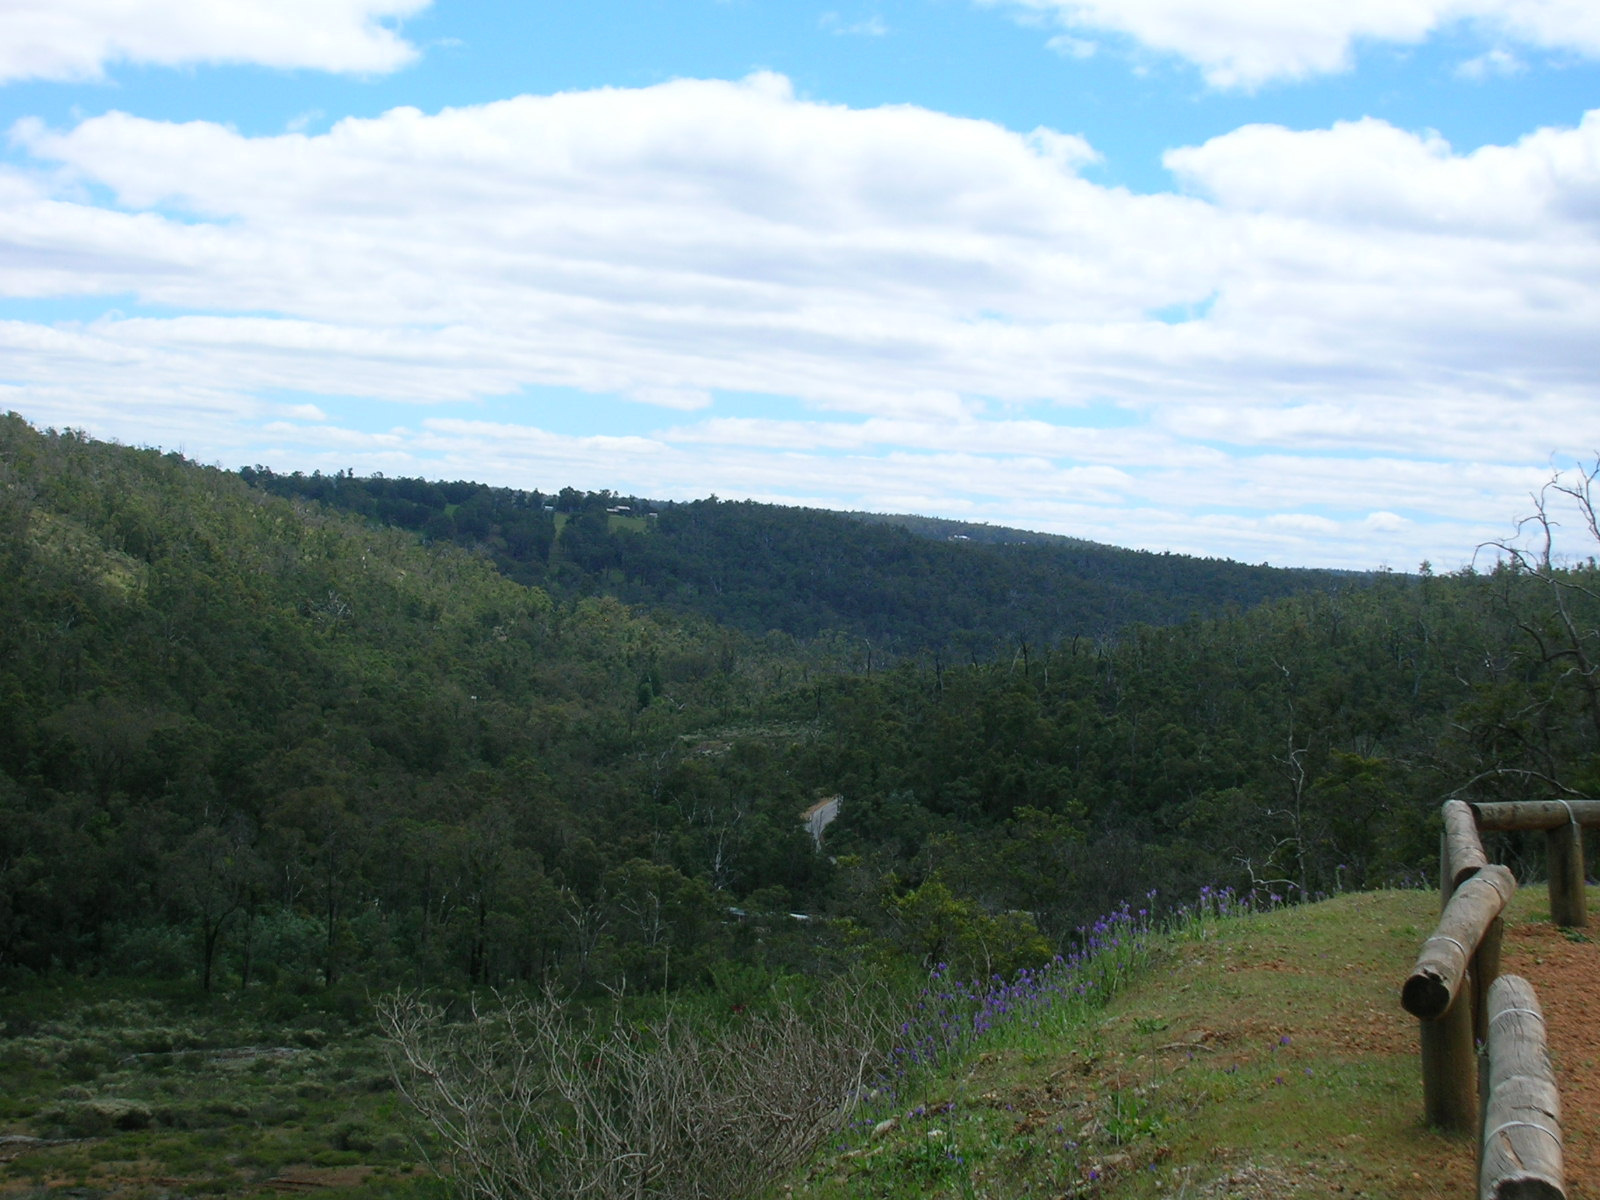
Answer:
1546 817 1586 929
1415 802 1579 1190
1402 864 1517 1134
1443 799 1489 905
1473 914 1505 1049
1441 830 1450 912
1419 978 1478 1134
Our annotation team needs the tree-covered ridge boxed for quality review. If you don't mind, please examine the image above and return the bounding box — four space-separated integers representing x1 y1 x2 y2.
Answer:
241 467 1359 656
0 416 827 991
799 549 1600 942
6 414 1600 1004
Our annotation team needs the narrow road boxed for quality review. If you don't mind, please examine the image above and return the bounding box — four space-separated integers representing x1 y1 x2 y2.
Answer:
801 795 841 848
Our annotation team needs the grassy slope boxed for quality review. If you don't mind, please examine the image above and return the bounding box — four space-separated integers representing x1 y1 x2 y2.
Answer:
787 889 1475 1200
7 889 1574 1200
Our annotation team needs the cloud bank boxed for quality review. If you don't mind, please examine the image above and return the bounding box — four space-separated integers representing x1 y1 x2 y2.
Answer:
3 74 1599 566
987 0 1600 87
0 0 428 83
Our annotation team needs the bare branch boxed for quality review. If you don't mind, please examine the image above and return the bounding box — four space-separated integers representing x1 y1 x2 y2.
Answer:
1443 767 1583 802
379 974 899 1200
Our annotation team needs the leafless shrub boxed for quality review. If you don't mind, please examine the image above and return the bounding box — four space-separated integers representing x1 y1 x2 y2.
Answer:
378 974 897 1200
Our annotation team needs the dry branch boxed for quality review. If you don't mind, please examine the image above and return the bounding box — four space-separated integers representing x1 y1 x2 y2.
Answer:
378 976 897 1200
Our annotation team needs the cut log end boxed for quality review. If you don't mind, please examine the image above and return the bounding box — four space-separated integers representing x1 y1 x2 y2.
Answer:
1489 1176 1565 1200
1402 970 1452 1020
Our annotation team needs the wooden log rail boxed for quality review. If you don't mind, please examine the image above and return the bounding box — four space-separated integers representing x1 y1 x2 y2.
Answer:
1471 800 1600 831
1397 797 1587 1191
1470 800 1595 929
1481 975 1565 1200
1403 865 1516 1020
1402 864 1516 1132
1442 799 1489 898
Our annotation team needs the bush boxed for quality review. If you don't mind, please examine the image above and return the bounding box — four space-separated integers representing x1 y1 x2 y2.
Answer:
104 923 192 981
42 1098 154 1137
379 972 897 1200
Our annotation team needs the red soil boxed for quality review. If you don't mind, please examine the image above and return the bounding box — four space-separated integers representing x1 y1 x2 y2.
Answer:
1501 918 1600 1198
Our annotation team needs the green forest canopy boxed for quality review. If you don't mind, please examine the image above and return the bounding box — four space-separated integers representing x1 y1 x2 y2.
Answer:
240 463 1359 657
3 413 1598 997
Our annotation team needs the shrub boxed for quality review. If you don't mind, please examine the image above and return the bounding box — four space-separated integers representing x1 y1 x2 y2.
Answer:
41 1098 154 1137
379 972 897 1200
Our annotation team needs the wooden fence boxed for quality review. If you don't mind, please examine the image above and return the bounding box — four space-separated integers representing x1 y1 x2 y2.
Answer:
1399 798 1589 1199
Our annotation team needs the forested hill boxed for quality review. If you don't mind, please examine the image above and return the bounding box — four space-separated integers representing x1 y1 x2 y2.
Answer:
241 468 1360 656
5 413 1600 1001
0 415 828 987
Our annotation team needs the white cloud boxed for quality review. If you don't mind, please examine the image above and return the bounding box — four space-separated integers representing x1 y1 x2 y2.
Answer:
0 0 428 84
4 76 1600 567
820 12 889 36
629 386 714 411
7 77 1199 412
1365 511 1410 532
1164 113 1600 235
285 110 328 135
1046 34 1097 59
984 0 1600 88
1457 47 1526 78
1266 513 1341 534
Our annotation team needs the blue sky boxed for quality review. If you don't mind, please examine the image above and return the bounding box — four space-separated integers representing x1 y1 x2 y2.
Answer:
3 0 1600 569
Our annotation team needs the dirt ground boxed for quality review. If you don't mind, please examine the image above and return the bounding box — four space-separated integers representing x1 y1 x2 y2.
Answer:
1501 917 1600 1198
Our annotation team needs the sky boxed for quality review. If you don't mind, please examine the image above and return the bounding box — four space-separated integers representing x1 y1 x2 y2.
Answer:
3 2 1600 570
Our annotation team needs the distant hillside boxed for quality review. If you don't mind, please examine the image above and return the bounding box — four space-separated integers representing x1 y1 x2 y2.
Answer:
0 416 824 988
241 470 1363 657
846 508 1101 546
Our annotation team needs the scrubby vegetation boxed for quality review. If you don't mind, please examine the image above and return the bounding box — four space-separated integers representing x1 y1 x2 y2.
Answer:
0 980 434 1199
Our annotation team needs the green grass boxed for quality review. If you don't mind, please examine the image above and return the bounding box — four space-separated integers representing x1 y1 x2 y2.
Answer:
0 981 439 1200
782 889 1479 1200
548 511 650 535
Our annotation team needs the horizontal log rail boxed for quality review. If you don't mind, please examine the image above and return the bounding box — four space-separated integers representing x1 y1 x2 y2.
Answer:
1470 800 1600 832
1469 799 1592 928
1481 974 1565 1200
1402 865 1515 1021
